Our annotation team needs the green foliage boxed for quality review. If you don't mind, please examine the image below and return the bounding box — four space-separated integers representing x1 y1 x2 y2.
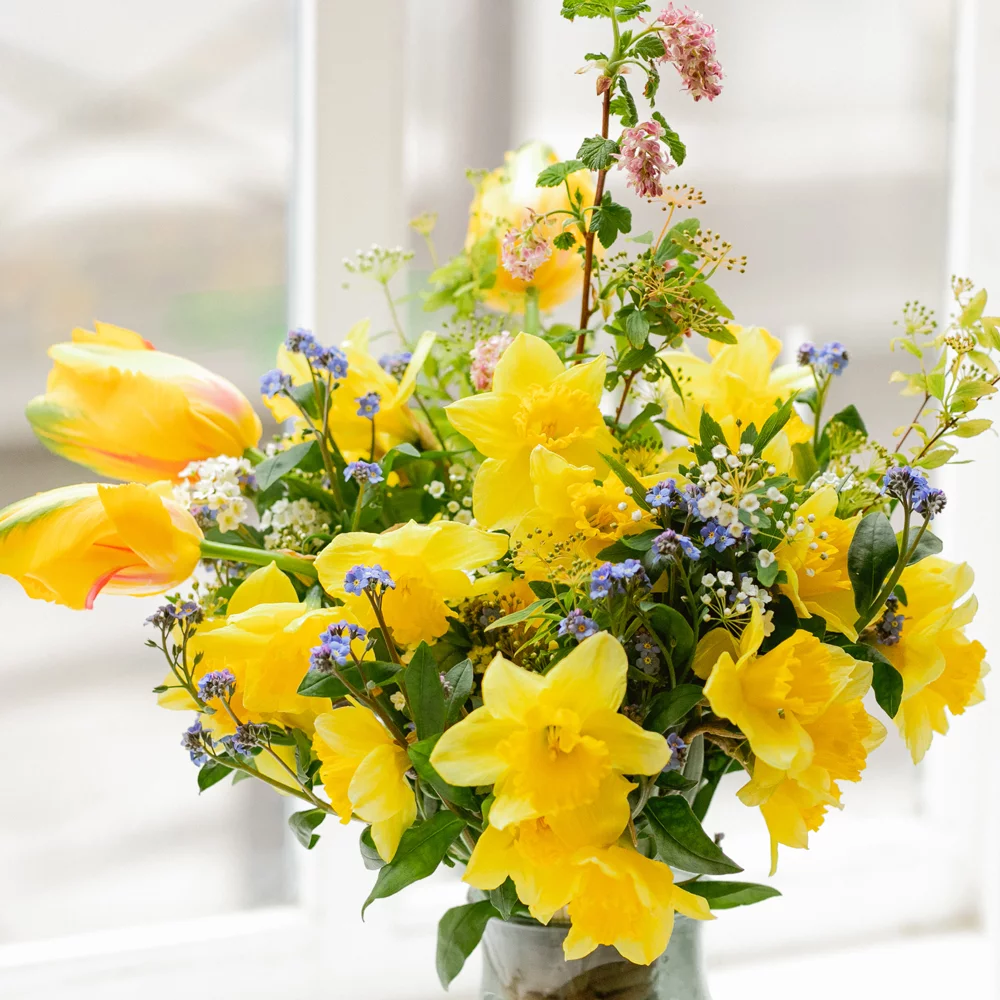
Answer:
553 231 577 251
359 826 386 870
297 660 400 699
845 643 903 718
436 900 499 988
577 136 620 171
288 808 326 849
609 76 639 127
362 813 467 915
254 441 319 491
644 796 743 875
644 684 703 732
650 112 686 165
848 513 899 615
197 760 232 792
681 880 781 909
408 736 480 811
405 642 447 739
536 159 588 187
443 659 474 723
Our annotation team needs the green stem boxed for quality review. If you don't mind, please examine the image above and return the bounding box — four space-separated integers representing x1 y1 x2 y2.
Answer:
244 446 266 465
856 508 930 632
812 372 830 454
524 287 541 335
351 484 366 531
200 540 318 580
382 282 410 348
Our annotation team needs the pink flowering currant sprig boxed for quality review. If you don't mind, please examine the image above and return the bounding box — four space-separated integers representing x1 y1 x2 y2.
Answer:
500 215 554 283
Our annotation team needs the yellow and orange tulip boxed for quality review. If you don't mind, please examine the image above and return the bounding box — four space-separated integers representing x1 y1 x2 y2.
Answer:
26 322 262 483
0 482 202 609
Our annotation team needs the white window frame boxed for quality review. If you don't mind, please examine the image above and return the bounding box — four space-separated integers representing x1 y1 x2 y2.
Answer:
3 1 999 996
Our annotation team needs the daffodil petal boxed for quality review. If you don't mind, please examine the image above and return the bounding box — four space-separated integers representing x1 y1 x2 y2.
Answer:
482 654 547 723
543 632 627 720
430 707 518 786
582 709 671 775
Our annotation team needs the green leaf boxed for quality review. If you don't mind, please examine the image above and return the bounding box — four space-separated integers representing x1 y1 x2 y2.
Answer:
197 760 232 792
681 880 781 910
561 0 613 18
288 808 326 849
590 192 633 250
552 231 577 251
576 136 620 171
754 398 794 456
645 604 695 665
644 796 742 875
897 527 942 565
537 159 587 187
756 553 780 587
600 452 652 511
292 727 313 783
485 599 550 632
381 442 422 474
408 736 479 811
444 659 474 724
689 280 733 320
625 309 650 348
436 901 498 989
297 660 400 699
405 642 447 740
359 826 386 870
636 34 667 59
650 111 686 165
848 512 899 615
645 684 703 732
255 441 318 491
844 643 903 718
610 76 638 126
362 812 467 915
655 769 699 791
488 877 521 920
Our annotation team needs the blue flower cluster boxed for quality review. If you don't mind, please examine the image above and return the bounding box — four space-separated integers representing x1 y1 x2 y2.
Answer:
286 328 349 379
356 392 381 419
344 460 384 485
700 520 736 552
645 479 702 516
558 609 598 642
797 341 849 377
652 529 701 561
882 466 947 517
664 732 688 772
260 369 293 399
180 719 211 766
229 722 270 755
873 594 905 646
633 630 660 673
379 351 413 379
198 669 236 701
309 620 369 674
590 559 649 599
344 564 394 596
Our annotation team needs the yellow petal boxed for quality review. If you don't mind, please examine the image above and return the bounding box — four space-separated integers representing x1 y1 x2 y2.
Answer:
472 456 537 532
314 705 392 759
582 708 671 775
482 653 547 722
228 562 298 615
445 393 520 459
371 793 418 862
543 632 628 721
393 330 436 405
692 627 739 681
463 824 517 890
430 706 518 785
490 333 565 395
349 743 413 823
551 354 606 403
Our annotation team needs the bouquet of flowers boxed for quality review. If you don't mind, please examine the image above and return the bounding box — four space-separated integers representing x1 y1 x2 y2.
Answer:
1 1 993 993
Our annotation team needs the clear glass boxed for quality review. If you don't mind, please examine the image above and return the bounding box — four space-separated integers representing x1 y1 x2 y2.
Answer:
479 916 711 1000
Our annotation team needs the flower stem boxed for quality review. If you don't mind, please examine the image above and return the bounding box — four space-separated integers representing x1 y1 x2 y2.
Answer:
199 540 318 580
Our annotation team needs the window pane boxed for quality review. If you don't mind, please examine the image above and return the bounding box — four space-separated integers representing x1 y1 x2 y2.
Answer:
0 0 295 944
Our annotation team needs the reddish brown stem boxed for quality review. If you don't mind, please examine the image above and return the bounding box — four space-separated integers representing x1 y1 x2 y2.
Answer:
575 85 613 357
614 370 639 426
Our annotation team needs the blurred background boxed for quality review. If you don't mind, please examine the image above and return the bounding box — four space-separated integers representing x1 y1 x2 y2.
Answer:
0 1 996 998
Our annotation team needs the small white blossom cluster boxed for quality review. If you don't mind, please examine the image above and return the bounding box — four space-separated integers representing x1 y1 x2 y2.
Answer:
422 463 476 525
699 570 774 631
342 244 413 284
260 498 327 551
695 442 775 542
174 456 255 534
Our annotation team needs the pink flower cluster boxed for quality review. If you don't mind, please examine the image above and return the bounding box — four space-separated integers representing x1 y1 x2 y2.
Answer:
470 332 514 392
500 223 552 283
655 4 724 102
618 120 674 200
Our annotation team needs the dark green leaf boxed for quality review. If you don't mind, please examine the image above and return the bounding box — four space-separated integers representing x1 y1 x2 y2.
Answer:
898 527 943 565
362 813 467 915
645 795 742 875
610 76 638 126
488 877 520 920
577 136 620 171
552 231 577 251
590 192 632 250
625 309 650 347
636 34 666 59
255 441 318 491
288 808 326 850
197 760 232 792
844 643 903 718
297 660 400 699
650 111 686 165
292 728 313 783
405 642 447 740
848 513 899 615
444 659 474 723
754 398 794 456
600 452 651 510
436 900 498 989
681 880 781 909
485 599 550 631
537 159 587 187
382 442 422 474
408 736 479 811
645 684 704 732
655 770 699 791
645 605 695 665
360 826 386 870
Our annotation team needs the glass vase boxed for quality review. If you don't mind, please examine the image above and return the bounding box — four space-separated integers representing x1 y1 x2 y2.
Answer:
478 915 711 1000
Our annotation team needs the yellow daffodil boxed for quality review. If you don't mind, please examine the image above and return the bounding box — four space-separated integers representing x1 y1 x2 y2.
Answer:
264 319 435 461
564 845 713 965
511 447 655 580
775 486 861 640
26 322 261 483
877 557 988 763
656 326 811 472
431 633 670 829
313 702 415 861
737 684 885 872
466 142 595 313
315 520 509 646
0 482 202 609
703 605 870 772
446 333 617 530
